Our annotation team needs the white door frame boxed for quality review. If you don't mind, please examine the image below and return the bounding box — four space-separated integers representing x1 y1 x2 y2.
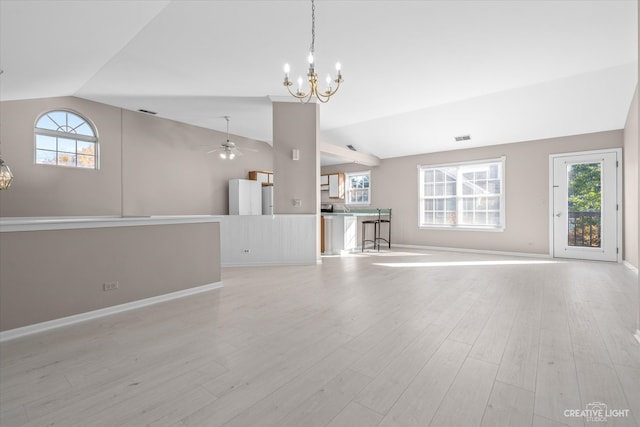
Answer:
548 148 622 262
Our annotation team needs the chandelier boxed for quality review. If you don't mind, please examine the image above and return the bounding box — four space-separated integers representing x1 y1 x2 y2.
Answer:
0 70 13 190
0 157 13 190
282 0 343 103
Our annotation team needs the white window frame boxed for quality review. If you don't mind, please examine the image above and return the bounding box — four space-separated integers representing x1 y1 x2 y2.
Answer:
34 110 99 169
345 170 371 206
418 157 505 231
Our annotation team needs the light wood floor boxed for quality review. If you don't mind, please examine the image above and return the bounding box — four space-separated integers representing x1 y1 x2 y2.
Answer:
1 249 639 427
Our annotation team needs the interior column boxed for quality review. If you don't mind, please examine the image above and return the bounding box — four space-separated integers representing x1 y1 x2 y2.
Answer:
272 101 321 260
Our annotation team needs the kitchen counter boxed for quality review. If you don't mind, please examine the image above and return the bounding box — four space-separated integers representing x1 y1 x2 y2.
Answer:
321 208 391 217
321 209 391 254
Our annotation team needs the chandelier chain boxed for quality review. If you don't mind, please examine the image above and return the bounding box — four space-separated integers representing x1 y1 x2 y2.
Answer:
310 0 315 55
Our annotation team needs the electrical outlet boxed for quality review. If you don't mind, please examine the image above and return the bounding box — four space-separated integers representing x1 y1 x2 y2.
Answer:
103 281 119 291
242 249 251 254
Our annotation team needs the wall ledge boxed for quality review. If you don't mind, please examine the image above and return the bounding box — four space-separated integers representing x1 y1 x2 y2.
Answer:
0 281 223 342
0 215 223 233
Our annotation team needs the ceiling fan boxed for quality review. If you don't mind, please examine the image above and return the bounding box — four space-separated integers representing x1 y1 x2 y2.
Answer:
207 116 255 159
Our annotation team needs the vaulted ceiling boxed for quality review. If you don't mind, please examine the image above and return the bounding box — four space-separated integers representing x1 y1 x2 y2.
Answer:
1 1 637 164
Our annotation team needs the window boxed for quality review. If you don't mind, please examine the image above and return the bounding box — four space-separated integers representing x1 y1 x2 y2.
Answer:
345 171 371 205
419 158 504 230
35 110 98 169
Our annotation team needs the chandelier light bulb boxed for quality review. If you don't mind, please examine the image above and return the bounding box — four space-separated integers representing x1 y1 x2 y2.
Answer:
307 53 314 64
284 63 290 75
297 76 303 91
335 62 341 72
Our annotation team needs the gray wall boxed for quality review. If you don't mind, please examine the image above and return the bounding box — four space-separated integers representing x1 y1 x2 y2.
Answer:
0 97 273 217
0 222 221 331
0 97 122 216
624 86 639 269
272 102 319 214
323 130 624 256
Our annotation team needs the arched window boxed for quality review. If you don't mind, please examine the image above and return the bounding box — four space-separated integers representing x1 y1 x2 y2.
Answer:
35 110 98 169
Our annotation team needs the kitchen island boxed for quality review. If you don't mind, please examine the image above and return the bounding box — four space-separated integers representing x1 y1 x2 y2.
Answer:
321 209 391 255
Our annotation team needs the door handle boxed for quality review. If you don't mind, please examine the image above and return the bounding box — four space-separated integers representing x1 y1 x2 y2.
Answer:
555 212 562 217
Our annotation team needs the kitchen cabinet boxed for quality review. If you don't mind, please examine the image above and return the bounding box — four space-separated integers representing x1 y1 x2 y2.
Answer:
229 179 262 215
320 174 329 191
248 170 273 186
328 173 344 199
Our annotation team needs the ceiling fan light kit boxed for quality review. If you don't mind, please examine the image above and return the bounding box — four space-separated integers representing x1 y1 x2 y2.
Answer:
219 150 235 160
283 0 343 104
220 116 236 160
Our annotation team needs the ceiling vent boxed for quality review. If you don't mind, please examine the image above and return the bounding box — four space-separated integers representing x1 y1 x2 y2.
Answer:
454 134 471 142
347 144 357 151
138 109 157 115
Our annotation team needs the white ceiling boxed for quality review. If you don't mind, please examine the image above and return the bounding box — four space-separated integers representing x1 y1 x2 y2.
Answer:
1 0 637 164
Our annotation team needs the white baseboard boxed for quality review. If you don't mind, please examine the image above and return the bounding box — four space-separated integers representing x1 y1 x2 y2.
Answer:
0 282 223 342
222 261 316 267
222 260 318 267
622 260 639 275
392 244 552 259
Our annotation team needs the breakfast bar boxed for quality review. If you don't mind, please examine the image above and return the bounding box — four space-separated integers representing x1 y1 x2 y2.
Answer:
321 209 391 255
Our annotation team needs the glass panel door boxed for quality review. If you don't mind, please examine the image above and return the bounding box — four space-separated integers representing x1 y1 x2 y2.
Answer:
552 151 618 261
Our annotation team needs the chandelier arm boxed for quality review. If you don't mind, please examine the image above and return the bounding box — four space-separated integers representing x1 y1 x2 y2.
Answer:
301 90 314 103
312 79 341 103
285 84 311 101
314 92 332 103
322 79 342 97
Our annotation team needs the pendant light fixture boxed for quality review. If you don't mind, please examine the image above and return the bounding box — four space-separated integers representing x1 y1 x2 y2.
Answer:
0 157 13 190
282 0 343 103
0 70 14 190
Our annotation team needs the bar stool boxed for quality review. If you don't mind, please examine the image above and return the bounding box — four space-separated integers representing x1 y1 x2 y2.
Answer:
362 218 378 252
376 209 392 249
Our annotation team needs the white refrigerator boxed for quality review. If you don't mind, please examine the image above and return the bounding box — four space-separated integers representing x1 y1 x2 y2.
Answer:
262 186 274 215
229 179 262 215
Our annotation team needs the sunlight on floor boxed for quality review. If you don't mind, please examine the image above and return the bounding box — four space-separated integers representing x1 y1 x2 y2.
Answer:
326 251 432 258
373 259 561 268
